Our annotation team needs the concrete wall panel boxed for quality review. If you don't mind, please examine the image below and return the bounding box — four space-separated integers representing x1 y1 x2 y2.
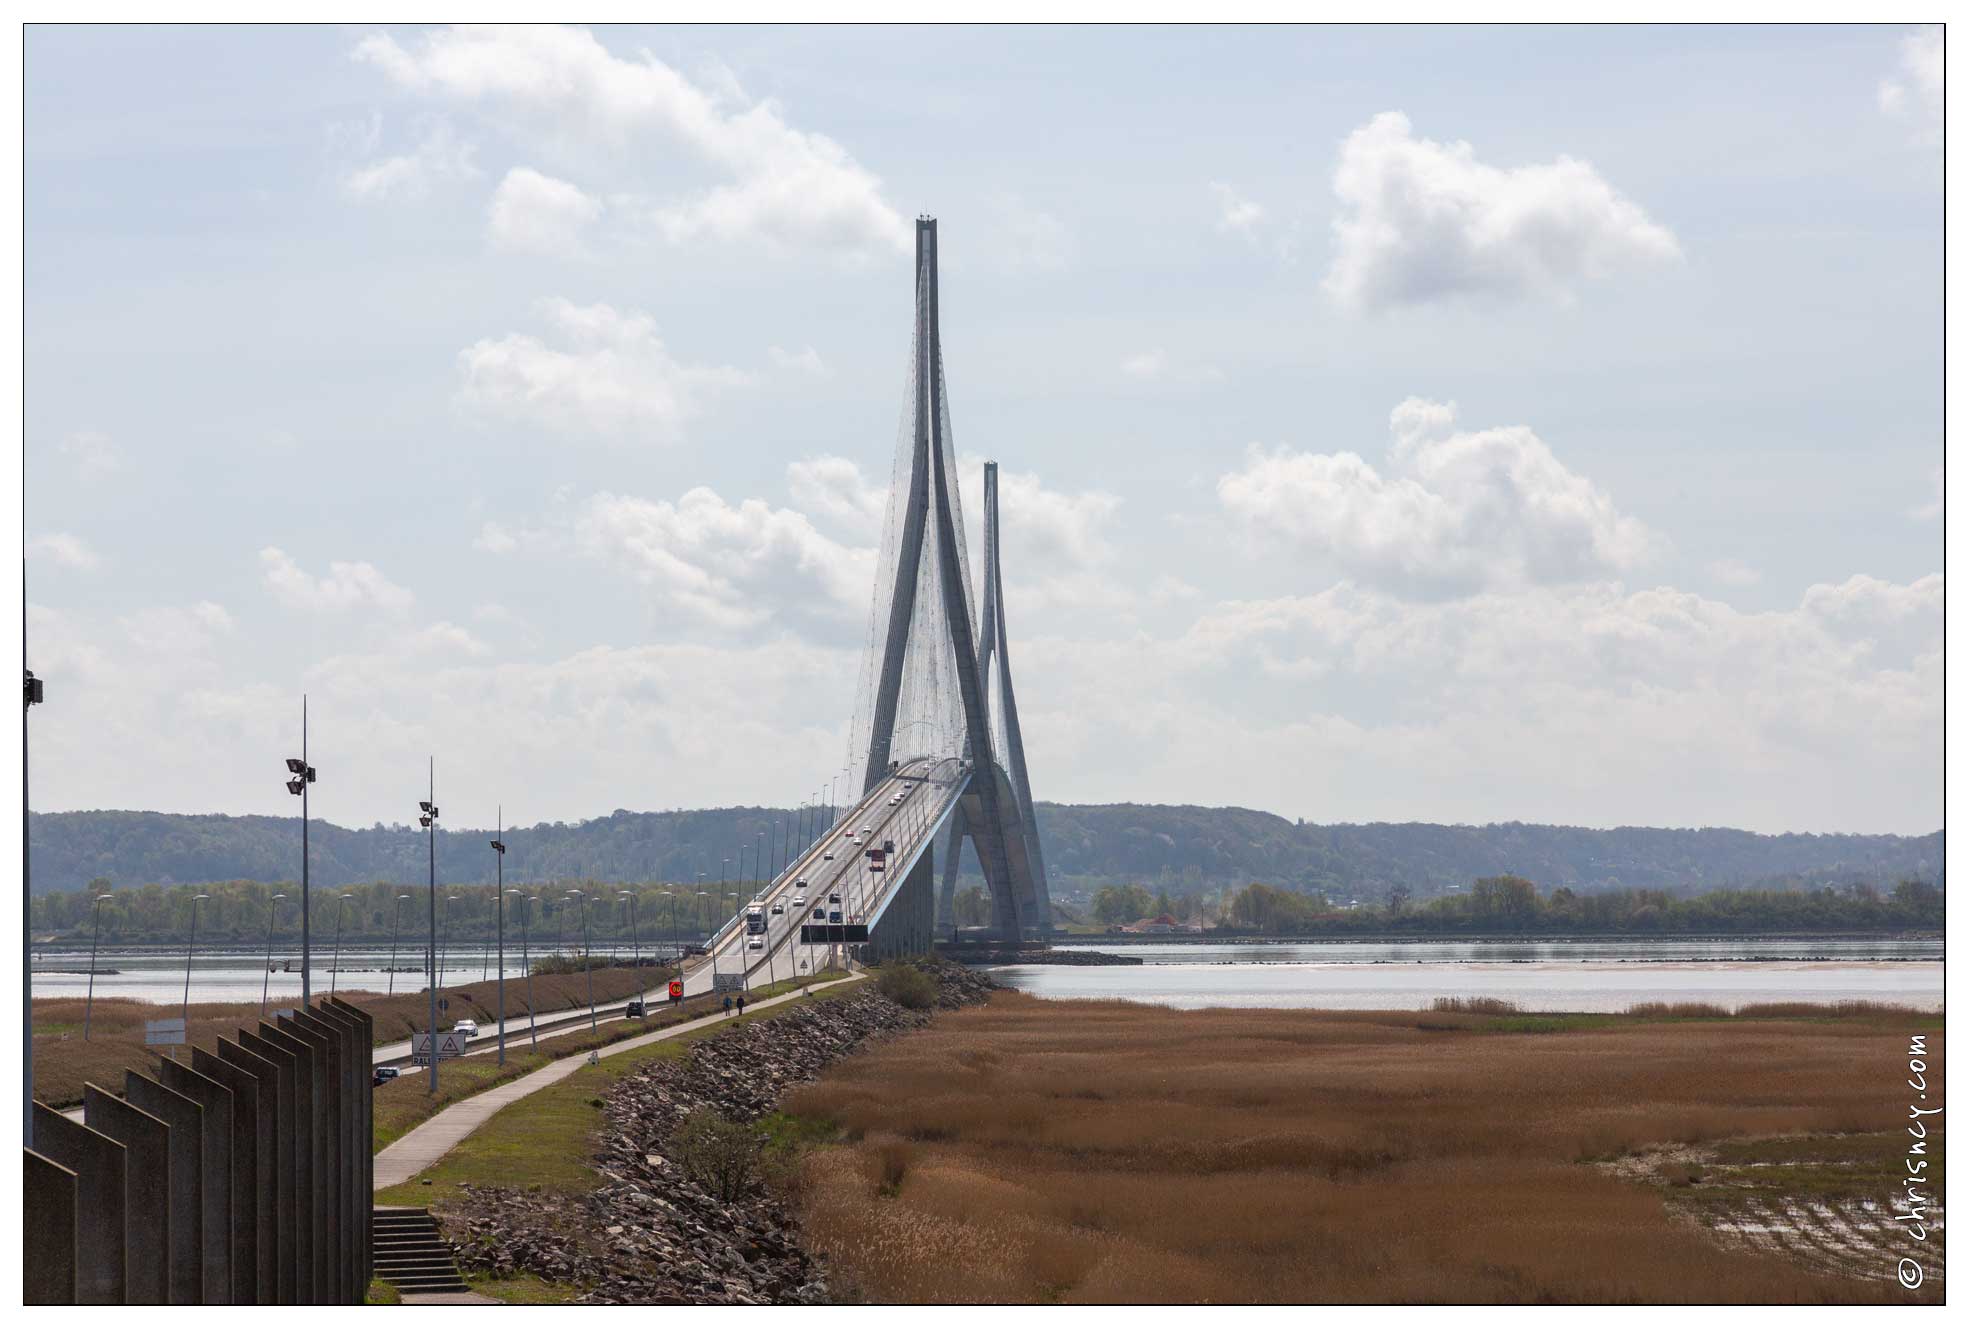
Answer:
82 1085 171 1305
24 1148 78 1304
31 1103 126 1305
158 1059 233 1304
124 1071 205 1305
190 1048 261 1304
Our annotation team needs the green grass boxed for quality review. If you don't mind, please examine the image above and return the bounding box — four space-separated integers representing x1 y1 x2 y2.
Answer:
371 970 850 1153
374 975 861 1208
467 1273 582 1304
365 1278 402 1305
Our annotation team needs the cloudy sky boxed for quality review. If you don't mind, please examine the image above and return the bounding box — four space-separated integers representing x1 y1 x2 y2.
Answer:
24 23 1942 834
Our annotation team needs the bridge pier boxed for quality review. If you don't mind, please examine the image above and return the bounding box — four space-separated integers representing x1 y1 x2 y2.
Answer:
863 838 937 962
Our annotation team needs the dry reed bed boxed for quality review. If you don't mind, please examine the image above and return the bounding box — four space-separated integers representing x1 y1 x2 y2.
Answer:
784 994 1941 1303
31 965 657 1107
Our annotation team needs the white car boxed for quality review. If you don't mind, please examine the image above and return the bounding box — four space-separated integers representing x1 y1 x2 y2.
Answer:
792 894 806 907
890 794 903 804
452 1019 479 1039
747 937 764 950
771 903 785 915
823 851 835 860
862 826 874 836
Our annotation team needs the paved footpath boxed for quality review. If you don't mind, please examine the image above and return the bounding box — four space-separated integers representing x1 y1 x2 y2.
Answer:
374 972 864 1191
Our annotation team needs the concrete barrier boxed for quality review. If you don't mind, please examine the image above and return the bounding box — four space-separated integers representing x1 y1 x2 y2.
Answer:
26 1003 373 1305
290 1007 349 1302
276 1012 332 1302
31 1103 125 1305
308 1000 364 1302
24 1149 78 1304
325 997 375 1289
124 1071 205 1305
191 1047 262 1304
255 1020 319 1302
233 1031 298 1302
158 1059 234 1304
82 1085 172 1304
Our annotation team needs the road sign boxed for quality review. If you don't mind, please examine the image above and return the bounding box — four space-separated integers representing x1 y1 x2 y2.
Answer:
713 973 746 993
439 997 449 1012
144 1017 186 1046
410 1030 469 1063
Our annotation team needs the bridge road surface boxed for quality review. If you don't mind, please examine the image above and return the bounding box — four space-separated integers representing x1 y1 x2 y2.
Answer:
59 767 951 1126
373 972 866 1190
680 757 962 999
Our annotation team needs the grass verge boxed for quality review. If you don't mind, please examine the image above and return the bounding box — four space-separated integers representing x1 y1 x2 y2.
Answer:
373 974 861 1207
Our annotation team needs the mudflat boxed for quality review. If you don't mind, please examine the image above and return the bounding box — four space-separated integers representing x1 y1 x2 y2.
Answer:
784 993 1944 1303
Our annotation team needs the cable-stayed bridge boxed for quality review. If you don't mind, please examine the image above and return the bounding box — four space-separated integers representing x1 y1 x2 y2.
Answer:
682 217 1051 994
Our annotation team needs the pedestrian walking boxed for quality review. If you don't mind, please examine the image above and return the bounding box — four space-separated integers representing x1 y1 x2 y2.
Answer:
736 993 747 1017
722 994 732 1017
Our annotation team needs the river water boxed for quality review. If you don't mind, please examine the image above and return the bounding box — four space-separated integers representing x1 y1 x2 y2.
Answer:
27 941 679 1007
988 938 1944 1012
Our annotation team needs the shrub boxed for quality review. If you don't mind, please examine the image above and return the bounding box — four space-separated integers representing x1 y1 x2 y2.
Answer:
1429 996 1521 1015
876 963 939 1011
672 1109 762 1201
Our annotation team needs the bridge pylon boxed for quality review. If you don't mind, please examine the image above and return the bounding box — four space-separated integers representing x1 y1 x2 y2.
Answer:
853 217 1051 945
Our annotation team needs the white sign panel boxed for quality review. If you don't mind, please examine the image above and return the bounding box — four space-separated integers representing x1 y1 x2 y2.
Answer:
713 973 746 993
144 1017 187 1046
410 1030 469 1063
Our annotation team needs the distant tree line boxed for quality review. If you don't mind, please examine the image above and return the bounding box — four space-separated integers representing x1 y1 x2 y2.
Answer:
1186 876 1944 935
29 876 755 951
28 804 1944 901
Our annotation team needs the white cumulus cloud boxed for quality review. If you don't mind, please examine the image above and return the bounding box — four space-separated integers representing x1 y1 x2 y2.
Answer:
1210 181 1265 232
341 118 480 200
456 297 753 440
1324 111 1680 313
487 166 603 254
259 546 415 615
354 24 908 258
1880 25 1944 144
787 456 886 534
575 488 874 632
1217 397 1660 597
27 533 102 571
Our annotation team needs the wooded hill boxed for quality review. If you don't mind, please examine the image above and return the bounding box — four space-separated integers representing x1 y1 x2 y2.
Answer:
27 803 1942 901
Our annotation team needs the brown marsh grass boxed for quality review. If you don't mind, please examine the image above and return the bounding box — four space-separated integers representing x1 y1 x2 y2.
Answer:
31 965 657 1107
785 993 1941 1303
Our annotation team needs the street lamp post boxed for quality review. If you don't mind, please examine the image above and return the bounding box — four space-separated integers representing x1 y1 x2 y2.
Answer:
493 811 508 1065
387 893 409 994
84 892 113 1039
25 664 45 1145
258 892 286 1019
509 891 537 1050
181 893 210 1033
419 761 441 1094
568 890 597 1033
439 894 460 990
284 697 318 1004
330 893 354 996
698 891 714 984
619 890 640 971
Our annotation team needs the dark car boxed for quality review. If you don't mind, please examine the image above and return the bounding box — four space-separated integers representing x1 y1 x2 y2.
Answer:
624 999 646 1019
684 945 708 957
372 1066 400 1087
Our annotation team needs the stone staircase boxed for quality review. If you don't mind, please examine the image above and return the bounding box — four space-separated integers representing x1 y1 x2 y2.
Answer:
371 1206 470 1296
